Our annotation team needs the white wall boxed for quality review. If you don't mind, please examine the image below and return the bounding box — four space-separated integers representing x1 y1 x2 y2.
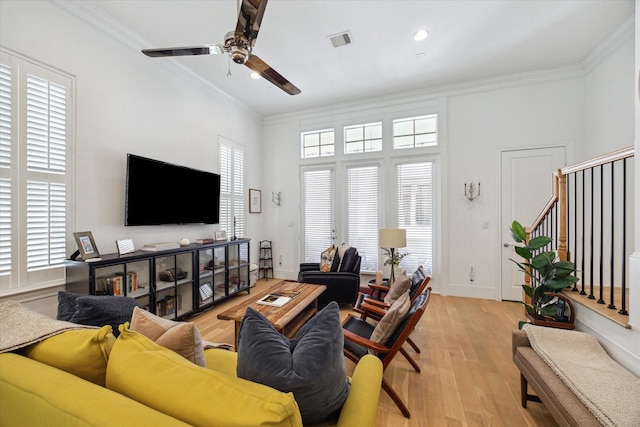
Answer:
0 1 263 309
583 18 636 160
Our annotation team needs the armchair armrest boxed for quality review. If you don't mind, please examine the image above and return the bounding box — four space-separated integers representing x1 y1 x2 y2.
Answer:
299 262 321 273
335 355 383 427
367 283 389 293
362 298 390 309
358 301 388 318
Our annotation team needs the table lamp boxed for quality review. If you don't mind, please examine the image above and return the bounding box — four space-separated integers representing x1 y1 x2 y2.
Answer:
379 228 406 285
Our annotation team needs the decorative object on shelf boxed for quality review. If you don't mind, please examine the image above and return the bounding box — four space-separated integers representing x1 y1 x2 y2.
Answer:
272 191 281 206
73 231 101 261
464 181 481 201
259 240 273 280
116 238 135 255
179 238 190 247
509 220 579 330
231 216 237 241
215 230 227 241
249 188 262 213
379 228 406 285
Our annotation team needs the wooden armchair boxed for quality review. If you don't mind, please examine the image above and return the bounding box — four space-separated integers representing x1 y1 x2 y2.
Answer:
355 270 431 358
342 287 432 418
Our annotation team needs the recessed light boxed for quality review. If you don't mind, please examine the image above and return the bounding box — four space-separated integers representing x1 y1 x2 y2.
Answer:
250 72 261 80
413 29 429 41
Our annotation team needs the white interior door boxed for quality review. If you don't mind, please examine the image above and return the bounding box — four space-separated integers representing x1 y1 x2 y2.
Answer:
500 147 566 301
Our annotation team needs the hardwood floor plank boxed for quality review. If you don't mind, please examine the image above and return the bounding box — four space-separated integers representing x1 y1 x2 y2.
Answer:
186 279 559 426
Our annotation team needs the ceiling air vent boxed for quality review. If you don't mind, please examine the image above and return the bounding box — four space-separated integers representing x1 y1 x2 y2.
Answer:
328 31 352 48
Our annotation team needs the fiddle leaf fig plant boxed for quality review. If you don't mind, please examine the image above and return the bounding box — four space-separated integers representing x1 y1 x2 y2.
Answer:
509 220 579 329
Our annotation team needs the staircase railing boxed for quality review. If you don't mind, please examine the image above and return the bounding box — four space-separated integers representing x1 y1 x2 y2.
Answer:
526 146 634 325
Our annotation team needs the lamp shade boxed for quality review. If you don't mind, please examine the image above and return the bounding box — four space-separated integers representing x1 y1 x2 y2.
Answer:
379 228 406 248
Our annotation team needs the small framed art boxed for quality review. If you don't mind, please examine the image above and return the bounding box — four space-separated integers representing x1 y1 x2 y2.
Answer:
215 230 227 241
73 231 101 261
116 238 135 255
249 188 262 213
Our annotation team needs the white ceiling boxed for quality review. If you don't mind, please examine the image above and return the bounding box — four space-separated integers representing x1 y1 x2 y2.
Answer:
88 0 634 117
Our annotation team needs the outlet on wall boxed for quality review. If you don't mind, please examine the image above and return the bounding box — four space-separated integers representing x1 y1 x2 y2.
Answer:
469 266 475 282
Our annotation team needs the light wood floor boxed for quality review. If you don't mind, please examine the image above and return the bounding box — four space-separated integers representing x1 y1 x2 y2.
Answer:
187 279 559 427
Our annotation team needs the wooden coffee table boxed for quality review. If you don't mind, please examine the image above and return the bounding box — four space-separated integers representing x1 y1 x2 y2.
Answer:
216 280 326 349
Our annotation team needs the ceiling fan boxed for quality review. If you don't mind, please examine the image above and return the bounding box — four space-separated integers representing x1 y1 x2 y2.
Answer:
141 0 300 95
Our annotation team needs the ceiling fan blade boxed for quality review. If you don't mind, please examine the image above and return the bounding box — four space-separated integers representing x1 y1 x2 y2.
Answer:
235 0 268 42
142 45 225 58
245 54 301 95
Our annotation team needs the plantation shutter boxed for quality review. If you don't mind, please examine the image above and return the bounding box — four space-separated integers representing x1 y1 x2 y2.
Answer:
25 75 67 270
347 165 379 272
218 138 245 239
302 167 334 262
233 149 245 238
397 162 433 274
0 63 12 279
1 49 73 291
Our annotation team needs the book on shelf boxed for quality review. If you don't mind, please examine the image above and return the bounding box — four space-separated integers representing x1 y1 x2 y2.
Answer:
197 238 215 244
256 291 301 308
141 242 181 251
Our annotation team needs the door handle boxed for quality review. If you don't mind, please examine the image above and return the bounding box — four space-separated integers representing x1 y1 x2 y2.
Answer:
503 243 514 248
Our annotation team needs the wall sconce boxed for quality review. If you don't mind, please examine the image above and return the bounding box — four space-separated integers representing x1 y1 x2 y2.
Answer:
272 191 282 206
464 182 481 201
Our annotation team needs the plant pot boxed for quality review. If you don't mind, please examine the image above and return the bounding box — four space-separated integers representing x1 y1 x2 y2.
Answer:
526 312 575 330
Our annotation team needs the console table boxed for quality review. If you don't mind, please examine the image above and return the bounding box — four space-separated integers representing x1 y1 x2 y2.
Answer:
65 239 251 320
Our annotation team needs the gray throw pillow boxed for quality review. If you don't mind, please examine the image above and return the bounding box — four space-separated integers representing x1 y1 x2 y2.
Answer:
57 290 82 321
68 294 140 337
236 302 350 425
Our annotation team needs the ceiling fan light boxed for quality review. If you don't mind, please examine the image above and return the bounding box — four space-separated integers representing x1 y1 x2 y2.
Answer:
250 72 261 80
413 29 429 41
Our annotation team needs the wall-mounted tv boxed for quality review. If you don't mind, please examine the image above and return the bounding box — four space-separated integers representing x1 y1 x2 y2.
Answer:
125 153 220 226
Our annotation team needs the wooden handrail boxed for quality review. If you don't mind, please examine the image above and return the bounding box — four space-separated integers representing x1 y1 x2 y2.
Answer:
561 146 634 174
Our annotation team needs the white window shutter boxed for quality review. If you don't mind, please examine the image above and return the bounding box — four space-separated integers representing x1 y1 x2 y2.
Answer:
397 162 433 274
219 138 245 239
302 168 334 262
347 165 379 272
0 63 11 277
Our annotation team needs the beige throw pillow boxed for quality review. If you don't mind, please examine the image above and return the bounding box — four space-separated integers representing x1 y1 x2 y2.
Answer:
369 290 411 351
129 306 206 366
384 270 411 305
319 245 337 272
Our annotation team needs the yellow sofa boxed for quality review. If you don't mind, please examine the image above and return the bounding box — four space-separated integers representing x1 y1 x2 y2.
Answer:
0 327 383 427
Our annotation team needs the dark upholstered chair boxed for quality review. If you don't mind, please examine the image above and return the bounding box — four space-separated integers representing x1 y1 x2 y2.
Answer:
342 287 432 418
297 246 361 306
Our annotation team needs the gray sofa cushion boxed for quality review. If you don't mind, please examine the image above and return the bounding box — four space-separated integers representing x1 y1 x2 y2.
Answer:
236 302 350 425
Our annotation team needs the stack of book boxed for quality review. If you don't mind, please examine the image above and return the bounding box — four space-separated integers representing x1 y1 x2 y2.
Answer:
141 242 181 251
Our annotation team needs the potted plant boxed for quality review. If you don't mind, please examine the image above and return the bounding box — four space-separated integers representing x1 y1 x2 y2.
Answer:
381 247 409 283
509 220 579 329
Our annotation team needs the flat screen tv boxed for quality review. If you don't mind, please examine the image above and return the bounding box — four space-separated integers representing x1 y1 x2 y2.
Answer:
125 154 220 226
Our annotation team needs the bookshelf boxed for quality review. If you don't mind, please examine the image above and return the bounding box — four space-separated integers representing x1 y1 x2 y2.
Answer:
65 239 251 320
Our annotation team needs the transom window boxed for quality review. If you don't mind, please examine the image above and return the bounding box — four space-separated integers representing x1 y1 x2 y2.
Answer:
301 129 335 158
344 122 382 154
393 114 437 149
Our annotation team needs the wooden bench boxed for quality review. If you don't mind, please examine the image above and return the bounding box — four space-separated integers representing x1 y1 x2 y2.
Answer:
512 329 601 427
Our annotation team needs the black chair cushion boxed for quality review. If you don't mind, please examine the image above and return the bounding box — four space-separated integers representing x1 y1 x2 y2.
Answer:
339 247 360 273
342 316 375 359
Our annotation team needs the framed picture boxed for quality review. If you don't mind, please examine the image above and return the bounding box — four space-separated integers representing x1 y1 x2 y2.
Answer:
116 238 135 255
249 188 262 213
215 230 227 241
73 231 100 261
